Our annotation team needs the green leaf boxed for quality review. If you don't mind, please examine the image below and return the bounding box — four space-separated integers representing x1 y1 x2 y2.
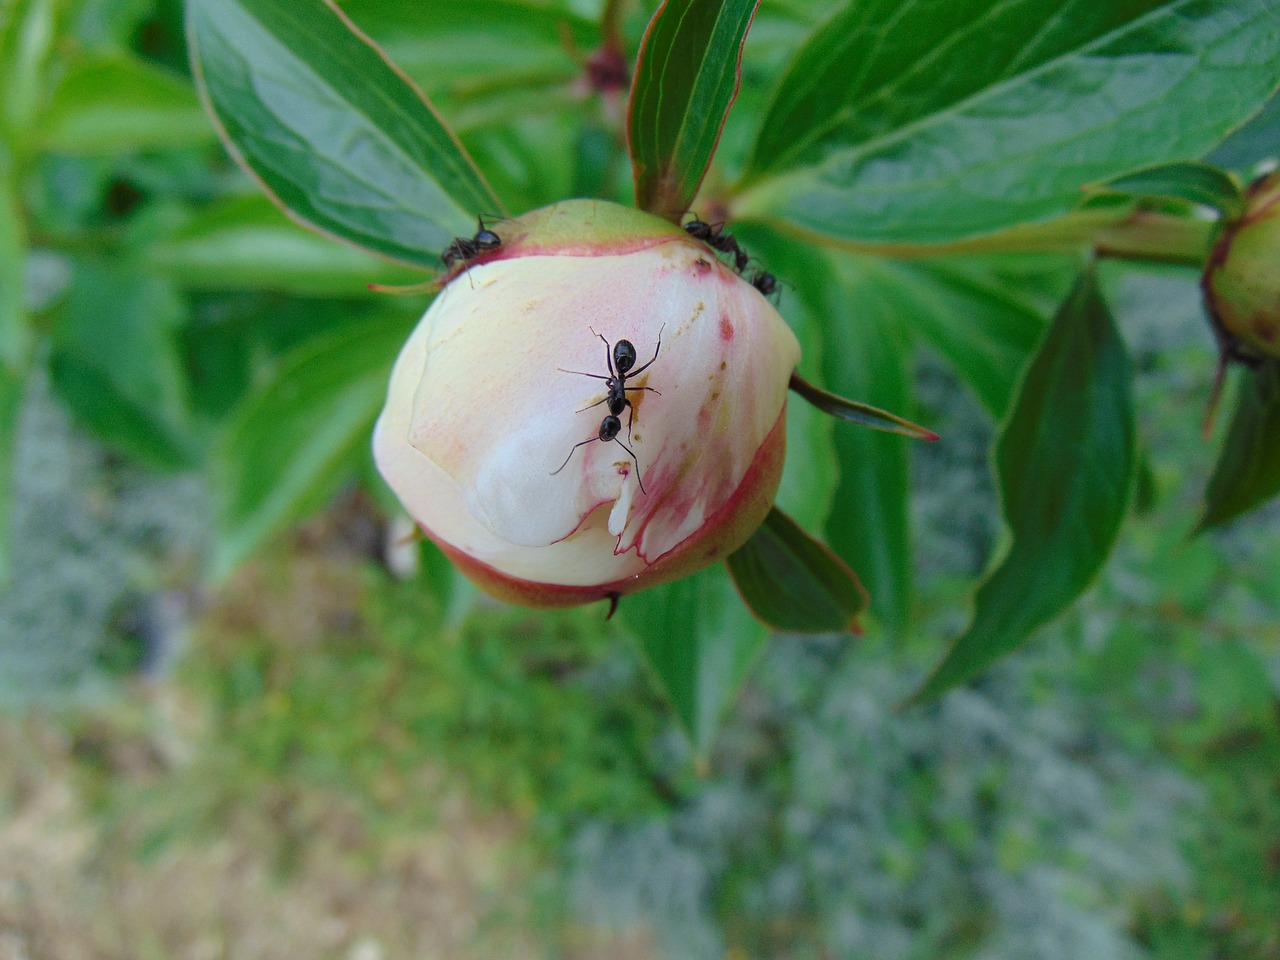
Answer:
187 0 500 268
1210 88 1280 170
731 223 921 631
1197 360 1280 531
726 507 867 633
213 311 414 579
618 564 768 756
49 262 196 468
820 258 919 632
629 0 760 220
146 194 427 295
0 367 22 582
737 0 1280 245
877 256 1077 418
1086 162 1245 218
0 163 27 368
913 264 1135 702
0 0 60 145
338 0 596 104
36 53 214 152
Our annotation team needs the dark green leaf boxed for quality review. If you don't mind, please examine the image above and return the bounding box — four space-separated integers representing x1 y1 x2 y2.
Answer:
37 53 214 152
726 506 866 633
618 563 768 755
147 194 426 295
50 262 196 468
737 0 1280 245
187 0 500 268
1197 360 1280 531
213 311 415 579
629 0 759 220
913 264 1135 702
1086 162 1245 218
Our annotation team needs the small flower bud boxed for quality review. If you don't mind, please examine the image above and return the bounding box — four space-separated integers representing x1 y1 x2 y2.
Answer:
373 200 801 607
1204 169 1280 359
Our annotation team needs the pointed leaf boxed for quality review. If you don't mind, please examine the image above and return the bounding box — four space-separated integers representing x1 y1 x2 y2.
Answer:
629 0 760 220
618 564 768 756
913 264 1135 702
1197 360 1280 531
726 507 867 633
737 0 1280 245
0 0 59 143
789 372 936 440
187 0 500 268
213 311 415 579
1086 162 1245 218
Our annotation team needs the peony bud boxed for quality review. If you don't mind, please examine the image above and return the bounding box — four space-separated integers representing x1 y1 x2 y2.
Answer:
1204 169 1280 360
373 200 801 608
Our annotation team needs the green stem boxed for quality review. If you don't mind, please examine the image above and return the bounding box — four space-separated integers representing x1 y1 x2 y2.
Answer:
733 207 1216 267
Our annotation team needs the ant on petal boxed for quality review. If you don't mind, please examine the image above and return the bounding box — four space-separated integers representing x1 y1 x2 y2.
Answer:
684 216 750 273
552 327 664 494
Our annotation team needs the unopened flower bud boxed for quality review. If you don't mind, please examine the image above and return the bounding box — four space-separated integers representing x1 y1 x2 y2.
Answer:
373 200 801 607
1204 169 1280 359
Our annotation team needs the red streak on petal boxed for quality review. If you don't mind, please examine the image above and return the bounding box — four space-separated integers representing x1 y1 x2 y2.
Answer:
719 315 734 340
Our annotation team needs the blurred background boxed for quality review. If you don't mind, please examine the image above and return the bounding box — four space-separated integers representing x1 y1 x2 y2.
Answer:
2 0 1279 957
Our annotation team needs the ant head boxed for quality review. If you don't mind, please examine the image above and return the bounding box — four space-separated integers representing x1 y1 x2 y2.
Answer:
751 270 778 296
599 415 622 441
473 228 501 251
613 339 637 374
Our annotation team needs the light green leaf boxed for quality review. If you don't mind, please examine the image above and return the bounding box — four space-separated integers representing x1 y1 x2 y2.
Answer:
37 53 214 152
618 564 768 756
737 0 1280 245
912 264 1135 702
187 0 500 268
213 311 415 579
1197 359 1280 531
337 0 595 104
629 0 760 220
146 194 427 295
0 0 60 144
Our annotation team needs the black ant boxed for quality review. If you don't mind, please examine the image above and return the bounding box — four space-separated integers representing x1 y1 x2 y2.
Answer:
748 268 779 299
684 217 749 273
441 216 501 270
552 327 663 494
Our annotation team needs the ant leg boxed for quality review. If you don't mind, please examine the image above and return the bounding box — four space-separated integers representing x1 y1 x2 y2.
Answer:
611 437 646 495
576 396 609 413
623 398 635 438
550 436 597 476
628 323 666 378
557 368 610 380
623 385 661 396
